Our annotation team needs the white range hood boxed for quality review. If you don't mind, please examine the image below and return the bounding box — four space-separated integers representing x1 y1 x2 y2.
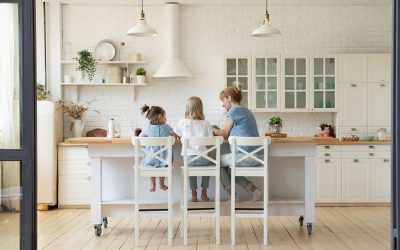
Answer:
153 2 192 79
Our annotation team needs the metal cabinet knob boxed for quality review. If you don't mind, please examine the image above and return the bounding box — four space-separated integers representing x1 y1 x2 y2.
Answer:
325 153 330 157
351 83 357 87
384 159 390 163
324 145 330 149
353 159 359 163
351 128 357 131
380 83 386 87
369 145 375 149
324 159 330 163
86 176 91 181
369 153 375 157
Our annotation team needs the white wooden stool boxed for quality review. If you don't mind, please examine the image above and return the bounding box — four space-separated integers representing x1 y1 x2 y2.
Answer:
180 136 223 245
229 136 271 245
132 136 175 246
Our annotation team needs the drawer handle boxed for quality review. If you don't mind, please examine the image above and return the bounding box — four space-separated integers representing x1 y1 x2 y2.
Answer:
353 159 359 163
324 159 330 163
369 153 375 157
384 159 389 162
85 176 91 181
324 145 330 149
85 146 88 149
350 128 357 131
380 83 386 87
324 153 330 157
369 146 375 149
87 161 91 165
351 83 357 87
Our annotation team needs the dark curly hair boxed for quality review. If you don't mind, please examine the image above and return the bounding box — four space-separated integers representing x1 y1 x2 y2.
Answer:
141 105 166 125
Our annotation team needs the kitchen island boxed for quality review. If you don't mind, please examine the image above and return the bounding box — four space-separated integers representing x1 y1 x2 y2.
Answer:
64 136 326 236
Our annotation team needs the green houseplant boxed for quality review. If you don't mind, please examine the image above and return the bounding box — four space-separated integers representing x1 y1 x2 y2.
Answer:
268 115 283 134
37 83 50 100
73 50 97 82
136 67 146 85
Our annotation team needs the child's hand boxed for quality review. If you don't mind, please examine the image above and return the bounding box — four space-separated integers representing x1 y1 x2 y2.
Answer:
171 132 180 140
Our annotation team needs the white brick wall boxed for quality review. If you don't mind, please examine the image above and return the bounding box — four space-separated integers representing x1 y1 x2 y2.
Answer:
58 4 391 138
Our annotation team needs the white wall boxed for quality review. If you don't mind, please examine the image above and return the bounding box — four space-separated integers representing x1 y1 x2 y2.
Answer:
56 3 391 138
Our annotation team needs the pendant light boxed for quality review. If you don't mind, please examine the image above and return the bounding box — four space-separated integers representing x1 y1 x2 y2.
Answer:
126 0 158 37
251 0 281 37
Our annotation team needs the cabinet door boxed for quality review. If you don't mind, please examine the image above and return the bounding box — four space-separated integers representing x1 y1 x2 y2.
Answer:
368 54 391 83
338 83 368 127
281 57 308 111
310 56 337 111
368 83 391 127
316 159 341 202
59 175 91 205
342 158 370 202
225 56 251 108
253 56 280 112
371 158 390 202
339 54 367 83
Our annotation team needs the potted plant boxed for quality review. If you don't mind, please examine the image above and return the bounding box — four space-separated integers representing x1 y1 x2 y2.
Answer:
57 100 100 138
136 67 146 85
268 115 283 134
37 83 50 100
73 50 97 82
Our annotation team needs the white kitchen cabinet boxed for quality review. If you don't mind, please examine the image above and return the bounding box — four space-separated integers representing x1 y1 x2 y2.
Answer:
368 83 391 127
252 55 280 112
367 54 391 83
338 54 368 83
281 56 309 111
370 158 391 202
58 145 91 206
316 158 341 202
341 158 370 202
225 56 251 108
338 83 368 127
310 56 338 111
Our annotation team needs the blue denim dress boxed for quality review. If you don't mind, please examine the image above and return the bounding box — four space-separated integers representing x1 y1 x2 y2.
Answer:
142 124 174 168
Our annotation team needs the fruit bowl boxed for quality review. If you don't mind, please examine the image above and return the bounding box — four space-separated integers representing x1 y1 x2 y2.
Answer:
362 135 375 141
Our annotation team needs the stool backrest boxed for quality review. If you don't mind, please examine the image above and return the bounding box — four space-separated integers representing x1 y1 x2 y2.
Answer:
132 136 175 168
228 136 271 167
182 136 224 167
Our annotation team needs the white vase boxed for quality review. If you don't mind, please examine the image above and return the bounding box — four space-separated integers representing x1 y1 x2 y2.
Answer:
136 75 145 85
71 119 85 137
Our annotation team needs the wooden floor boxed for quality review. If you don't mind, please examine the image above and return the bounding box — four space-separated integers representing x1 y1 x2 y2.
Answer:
0 206 391 249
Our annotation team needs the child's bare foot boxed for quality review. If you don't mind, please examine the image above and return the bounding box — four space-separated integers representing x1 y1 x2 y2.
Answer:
191 190 198 202
201 188 209 201
150 177 156 192
160 183 168 191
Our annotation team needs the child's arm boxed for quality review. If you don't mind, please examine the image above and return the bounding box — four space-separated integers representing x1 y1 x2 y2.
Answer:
212 119 233 139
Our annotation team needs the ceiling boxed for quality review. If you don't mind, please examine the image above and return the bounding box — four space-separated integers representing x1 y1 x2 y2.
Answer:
52 0 391 5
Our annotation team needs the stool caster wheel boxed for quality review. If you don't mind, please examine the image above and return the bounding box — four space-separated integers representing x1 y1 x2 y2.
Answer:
307 223 312 235
103 217 108 228
94 225 102 237
299 216 304 227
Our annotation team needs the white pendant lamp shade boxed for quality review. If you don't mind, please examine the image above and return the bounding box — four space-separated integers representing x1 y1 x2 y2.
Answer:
252 0 281 38
126 0 158 37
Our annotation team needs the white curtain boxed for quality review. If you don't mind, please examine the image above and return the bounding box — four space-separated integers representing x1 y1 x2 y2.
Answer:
0 3 21 211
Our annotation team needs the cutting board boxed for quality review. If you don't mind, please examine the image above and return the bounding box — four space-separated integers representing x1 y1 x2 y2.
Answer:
265 132 287 138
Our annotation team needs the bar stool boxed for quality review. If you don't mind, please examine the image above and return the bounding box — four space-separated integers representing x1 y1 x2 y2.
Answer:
180 136 223 245
229 136 271 245
132 136 175 246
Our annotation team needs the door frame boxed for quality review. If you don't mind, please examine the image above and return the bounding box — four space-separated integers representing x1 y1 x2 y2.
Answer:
0 0 37 249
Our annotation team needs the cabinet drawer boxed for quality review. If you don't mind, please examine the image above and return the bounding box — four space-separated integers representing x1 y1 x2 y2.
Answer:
342 151 390 159
58 146 89 160
342 145 390 152
317 145 342 152
316 151 342 158
59 159 91 175
338 127 368 134
58 175 91 205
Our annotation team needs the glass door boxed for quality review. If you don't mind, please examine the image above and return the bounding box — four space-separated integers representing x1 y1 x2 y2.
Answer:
311 56 337 111
225 56 251 108
282 57 308 111
253 56 280 112
0 1 37 249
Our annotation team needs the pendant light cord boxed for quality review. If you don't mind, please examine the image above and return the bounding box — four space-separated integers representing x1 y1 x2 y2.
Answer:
141 0 144 12
266 0 268 12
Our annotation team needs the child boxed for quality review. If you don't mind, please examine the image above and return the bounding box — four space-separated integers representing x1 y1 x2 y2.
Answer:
140 105 176 192
175 97 213 202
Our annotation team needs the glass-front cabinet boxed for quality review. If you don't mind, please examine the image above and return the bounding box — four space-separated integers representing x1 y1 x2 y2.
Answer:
225 56 251 108
252 55 280 112
311 56 337 111
282 57 309 111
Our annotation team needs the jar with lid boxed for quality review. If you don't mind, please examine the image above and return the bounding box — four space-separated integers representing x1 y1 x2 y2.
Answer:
377 128 387 141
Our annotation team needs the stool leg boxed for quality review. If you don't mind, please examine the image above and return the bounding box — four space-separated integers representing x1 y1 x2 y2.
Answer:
183 170 188 245
264 171 268 245
180 171 184 238
168 175 173 246
231 174 236 245
134 172 139 246
216 175 220 244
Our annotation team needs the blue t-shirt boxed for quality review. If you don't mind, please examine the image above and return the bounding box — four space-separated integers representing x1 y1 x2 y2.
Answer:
142 124 174 167
227 105 259 153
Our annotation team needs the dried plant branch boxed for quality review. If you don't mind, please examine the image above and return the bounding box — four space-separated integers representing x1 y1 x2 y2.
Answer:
57 100 100 120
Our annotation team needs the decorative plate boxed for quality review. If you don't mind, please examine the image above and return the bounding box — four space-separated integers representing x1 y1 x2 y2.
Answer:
95 40 117 61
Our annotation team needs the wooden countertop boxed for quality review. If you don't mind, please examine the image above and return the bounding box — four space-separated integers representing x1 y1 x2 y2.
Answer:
60 137 391 145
